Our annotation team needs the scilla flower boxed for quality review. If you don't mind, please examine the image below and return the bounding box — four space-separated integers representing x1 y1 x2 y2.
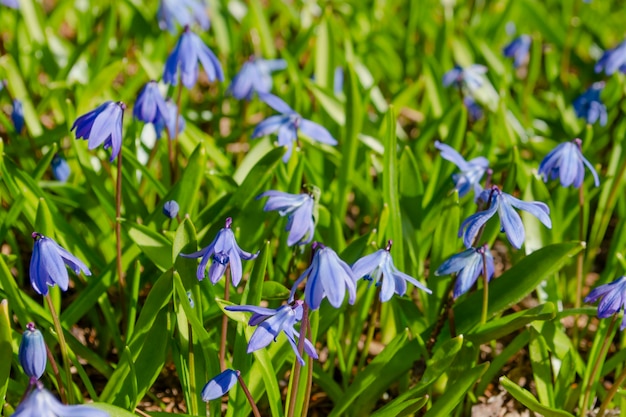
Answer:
352 240 431 302
133 81 168 125
503 35 531 68
163 26 223 88
458 186 552 249
595 40 626 75
180 217 258 286
19 323 47 380
154 99 185 139
443 64 488 90
289 242 356 310
538 138 599 188
435 140 489 200
202 369 239 401
12 98 24 133
163 200 179 219
51 155 70 183
226 301 318 365
253 93 337 162
12 383 108 417
30 233 92 296
435 245 495 299
71 101 126 162
257 190 315 246
158 0 209 34
229 57 287 100
573 82 607 127
585 276 626 329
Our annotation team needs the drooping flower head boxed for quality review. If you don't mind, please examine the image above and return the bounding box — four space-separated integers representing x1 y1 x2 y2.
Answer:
163 26 223 89
573 82 607 127
443 64 488 90
158 0 210 34
51 154 71 183
257 189 316 246
12 383 109 417
538 138 600 188
226 300 318 365
202 369 239 401
352 240 432 302
19 323 47 380
503 35 531 68
71 101 126 162
154 99 185 139
133 81 168 125
180 217 258 286
163 200 180 219
12 98 24 133
252 93 337 163
289 242 356 310
458 186 552 249
435 140 489 200
229 57 287 100
585 276 626 330
30 233 92 296
435 245 495 299
595 40 626 75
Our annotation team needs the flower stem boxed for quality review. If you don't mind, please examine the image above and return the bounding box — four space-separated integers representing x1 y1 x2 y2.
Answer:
45 294 74 404
481 249 489 324
236 372 262 417
170 82 184 183
115 149 127 336
597 362 626 417
358 288 380 370
220 268 231 372
287 302 310 417
574 184 585 345
187 323 198 416
45 344 66 403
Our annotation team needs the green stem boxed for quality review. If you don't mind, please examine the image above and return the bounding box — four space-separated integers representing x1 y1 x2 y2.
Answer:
45 294 74 404
115 149 127 338
574 184 585 345
358 288 380 370
237 371 262 417
220 268 230 372
597 364 626 417
480 248 489 324
286 302 310 417
187 323 197 416
170 82 184 183
45 344 65 403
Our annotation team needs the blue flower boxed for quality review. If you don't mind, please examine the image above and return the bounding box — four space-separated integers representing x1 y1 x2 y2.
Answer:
595 40 626 75
585 276 626 329
154 99 185 139
463 95 483 122
289 242 356 310
257 190 315 246
51 155 71 182
71 101 126 162
163 200 180 218
1 0 18 8
12 98 24 133
443 64 488 90
252 93 337 162
30 233 92 296
12 384 108 417
133 81 168 125
226 301 318 365
538 138 600 188
158 0 209 34
334 67 344 95
352 240 431 302
19 323 47 380
435 245 495 299
503 35 531 68
435 140 489 200
573 82 607 126
229 57 287 100
458 186 552 249
202 369 239 401
163 26 223 89
180 217 258 286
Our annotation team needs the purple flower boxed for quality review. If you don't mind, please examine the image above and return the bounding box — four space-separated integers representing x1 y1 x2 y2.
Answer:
595 40 626 75
435 245 495 299
226 301 318 365
163 200 179 218
154 99 185 139
202 369 239 401
30 233 92 296
133 81 168 125
352 240 431 302
257 190 315 246
289 242 356 310
573 82 607 127
463 95 483 122
71 101 126 162
51 155 70 182
163 26 223 88
443 64 488 90
229 57 287 100
180 217 258 286
12 383 108 417
435 140 489 200
503 35 531 68
585 276 626 330
12 98 24 133
538 138 600 188
19 323 47 380
252 93 337 162
1 0 18 8
158 0 210 34
458 186 552 249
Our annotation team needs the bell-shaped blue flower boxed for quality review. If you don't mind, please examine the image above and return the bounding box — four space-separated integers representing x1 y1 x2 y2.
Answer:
573 82 607 126
585 276 626 329
12 383 108 417
51 155 71 182
202 369 239 401
435 245 495 299
289 242 356 310
458 186 552 249
154 99 185 139
158 0 209 34
19 323 47 380
229 57 287 100
163 26 223 89
352 240 431 302
163 200 179 219
226 300 318 365
257 190 315 246
252 93 337 162
435 140 489 200
12 98 24 133
180 217 258 286
538 138 600 188
71 101 126 162
133 81 168 125
443 64 488 90
503 35 531 68
595 40 626 75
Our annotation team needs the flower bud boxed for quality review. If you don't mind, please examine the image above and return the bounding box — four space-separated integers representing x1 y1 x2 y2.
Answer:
18 323 47 379
201 369 239 401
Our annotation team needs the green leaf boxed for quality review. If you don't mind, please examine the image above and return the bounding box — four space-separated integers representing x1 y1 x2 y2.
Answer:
261 281 290 300
125 222 173 271
91 403 139 417
382 107 403 270
500 376 575 417
529 326 555 407
423 362 488 417
370 396 428 417
0 300 11 404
